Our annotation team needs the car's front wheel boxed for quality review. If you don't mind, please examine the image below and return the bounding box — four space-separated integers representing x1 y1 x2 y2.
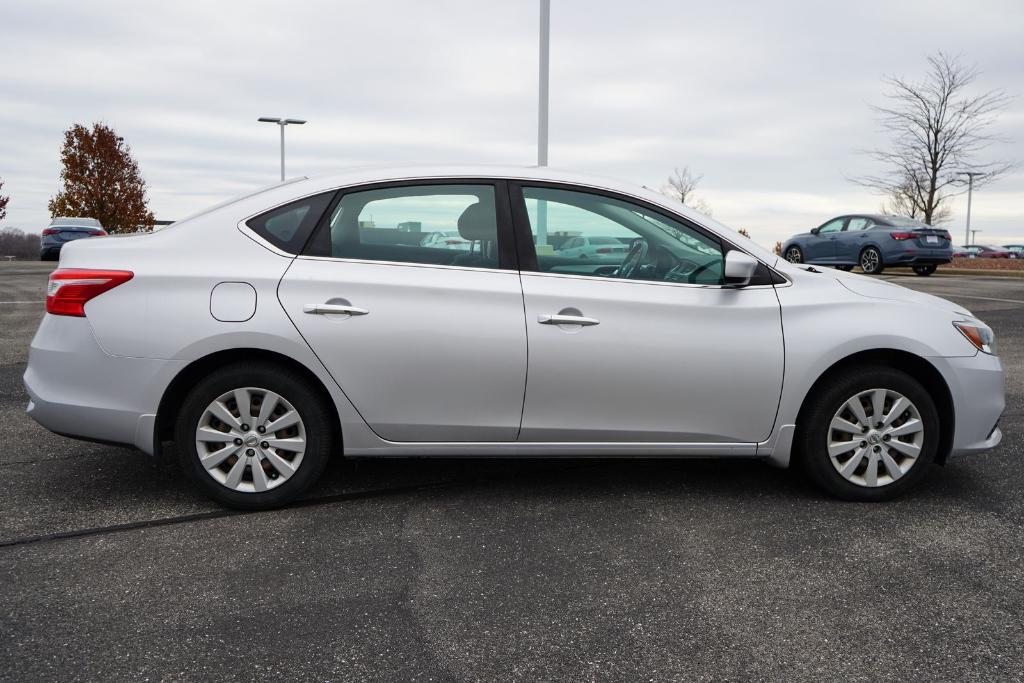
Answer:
913 264 937 276
175 362 333 509
797 366 939 501
859 247 884 274
784 246 803 263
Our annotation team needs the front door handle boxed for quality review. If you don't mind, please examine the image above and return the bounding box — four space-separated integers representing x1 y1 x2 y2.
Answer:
538 314 600 326
303 303 369 316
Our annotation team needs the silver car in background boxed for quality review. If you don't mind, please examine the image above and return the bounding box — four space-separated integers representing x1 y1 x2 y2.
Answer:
25 166 1004 508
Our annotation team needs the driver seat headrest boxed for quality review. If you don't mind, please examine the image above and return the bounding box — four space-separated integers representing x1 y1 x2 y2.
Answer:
457 202 497 242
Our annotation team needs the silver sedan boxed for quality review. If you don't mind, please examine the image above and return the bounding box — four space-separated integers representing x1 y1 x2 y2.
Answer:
25 166 1004 508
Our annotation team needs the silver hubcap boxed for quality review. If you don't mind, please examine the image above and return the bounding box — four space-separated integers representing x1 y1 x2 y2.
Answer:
786 248 801 263
195 387 306 493
827 388 924 488
861 250 879 272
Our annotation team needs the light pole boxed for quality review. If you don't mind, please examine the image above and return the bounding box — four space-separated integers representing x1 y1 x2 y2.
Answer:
971 229 981 243
961 171 983 246
258 117 307 181
536 0 551 246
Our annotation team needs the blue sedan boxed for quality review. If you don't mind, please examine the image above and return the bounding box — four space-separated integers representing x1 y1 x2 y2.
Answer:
782 214 953 276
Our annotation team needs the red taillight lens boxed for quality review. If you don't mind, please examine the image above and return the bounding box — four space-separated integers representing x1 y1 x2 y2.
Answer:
890 231 915 241
91 229 107 236
46 269 133 317
42 228 60 236
942 231 952 241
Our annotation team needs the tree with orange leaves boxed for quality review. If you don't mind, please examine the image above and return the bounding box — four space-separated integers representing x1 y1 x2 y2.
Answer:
48 123 155 233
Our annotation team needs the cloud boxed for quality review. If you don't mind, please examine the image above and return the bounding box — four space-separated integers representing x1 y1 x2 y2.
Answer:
0 0 1021 245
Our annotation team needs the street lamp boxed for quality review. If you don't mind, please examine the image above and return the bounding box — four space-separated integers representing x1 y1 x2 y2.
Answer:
258 117 307 181
536 0 551 246
960 171 984 246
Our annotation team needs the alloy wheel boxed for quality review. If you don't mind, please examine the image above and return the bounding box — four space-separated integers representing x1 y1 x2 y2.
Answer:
194 386 306 493
860 249 880 273
785 247 802 263
827 388 924 487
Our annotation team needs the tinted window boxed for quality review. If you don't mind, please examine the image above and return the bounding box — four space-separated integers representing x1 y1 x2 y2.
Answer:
846 218 873 231
246 192 334 254
522 186 724 285
305 184 502 269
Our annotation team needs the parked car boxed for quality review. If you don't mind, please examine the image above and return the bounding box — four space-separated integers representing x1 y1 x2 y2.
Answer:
25 167 1003 509
557 235 629 260
1005 245 1023 259
39 217 106 261
782 215 952 276
420 230 472 251
960 244 1012 258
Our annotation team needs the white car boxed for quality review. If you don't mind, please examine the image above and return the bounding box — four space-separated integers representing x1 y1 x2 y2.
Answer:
420 230 471 251
557 236 629 260
25 166 1004 508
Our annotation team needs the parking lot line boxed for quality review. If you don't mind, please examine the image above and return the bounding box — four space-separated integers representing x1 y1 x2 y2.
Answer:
0 301 39 305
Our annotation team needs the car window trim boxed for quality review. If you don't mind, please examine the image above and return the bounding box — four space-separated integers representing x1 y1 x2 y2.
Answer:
506 179 785 287
301 178 518 270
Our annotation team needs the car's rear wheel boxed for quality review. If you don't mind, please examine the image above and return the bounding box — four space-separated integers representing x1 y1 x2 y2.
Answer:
175 362 333 509
859 247 884 274
784 246 803 263
797 366 939 501
913 264 937 276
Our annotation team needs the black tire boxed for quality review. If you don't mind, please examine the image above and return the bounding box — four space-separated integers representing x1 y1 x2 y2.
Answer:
796 366 939 501
913 264 937 276
859 247 884 274
836 265 854 272
175 362 334 509
784 246 803 263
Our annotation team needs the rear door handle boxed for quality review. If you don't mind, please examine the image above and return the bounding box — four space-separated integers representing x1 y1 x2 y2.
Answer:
303 303 369 316
538 314 600 326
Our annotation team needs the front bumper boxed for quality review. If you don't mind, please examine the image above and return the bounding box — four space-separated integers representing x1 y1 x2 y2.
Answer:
24 315 184 455
931 352 1006 457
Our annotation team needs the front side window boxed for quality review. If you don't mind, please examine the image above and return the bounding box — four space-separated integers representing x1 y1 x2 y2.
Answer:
818 218 845 234
305 184 502 269
246 192 334 253
521 186 724 285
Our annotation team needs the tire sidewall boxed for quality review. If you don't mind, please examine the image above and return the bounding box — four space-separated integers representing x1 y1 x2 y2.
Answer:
798 367 939 501
175 362 333 509
786 247 802 263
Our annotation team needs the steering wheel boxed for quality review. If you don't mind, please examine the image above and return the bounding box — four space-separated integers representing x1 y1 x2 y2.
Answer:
617 238 649 279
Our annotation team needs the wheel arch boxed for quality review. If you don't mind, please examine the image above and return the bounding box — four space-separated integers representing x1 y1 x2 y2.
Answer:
794 348 955 465
155 347 344 456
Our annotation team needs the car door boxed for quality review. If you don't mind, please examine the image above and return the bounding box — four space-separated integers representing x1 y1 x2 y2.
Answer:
806 217 846 262
510 183 784 444
834 216 873 263
277 180 527 442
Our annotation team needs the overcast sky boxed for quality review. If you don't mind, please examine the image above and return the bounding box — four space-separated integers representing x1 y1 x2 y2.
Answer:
2 0 1022 246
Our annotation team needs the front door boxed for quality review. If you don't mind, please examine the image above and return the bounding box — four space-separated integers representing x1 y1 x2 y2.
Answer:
278 181 527 442
807 217 846 262
511 184 784 444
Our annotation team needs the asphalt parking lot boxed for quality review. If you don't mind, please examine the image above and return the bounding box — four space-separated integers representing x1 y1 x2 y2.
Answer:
1 261 1021 681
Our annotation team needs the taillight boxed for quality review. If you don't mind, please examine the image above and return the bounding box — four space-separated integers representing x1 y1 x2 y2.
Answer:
890 231 915 241
46 269 133 317
91 229 107 236
42 228 60 236
942 231 952 241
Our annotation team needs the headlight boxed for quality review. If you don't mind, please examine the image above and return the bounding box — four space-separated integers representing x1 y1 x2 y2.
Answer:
953 321 997 355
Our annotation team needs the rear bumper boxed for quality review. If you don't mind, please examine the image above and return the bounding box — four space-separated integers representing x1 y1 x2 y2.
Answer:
23 315 184 455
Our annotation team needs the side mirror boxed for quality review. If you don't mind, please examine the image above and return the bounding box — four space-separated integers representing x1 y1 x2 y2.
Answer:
810 227 820 235
724 251 758 287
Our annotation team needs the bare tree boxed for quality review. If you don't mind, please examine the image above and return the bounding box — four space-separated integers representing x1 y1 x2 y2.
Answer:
662 166 712 216
0 178 9 221
854 52 1012 225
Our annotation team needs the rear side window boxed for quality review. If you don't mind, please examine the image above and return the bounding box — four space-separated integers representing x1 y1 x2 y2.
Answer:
245 192 334 254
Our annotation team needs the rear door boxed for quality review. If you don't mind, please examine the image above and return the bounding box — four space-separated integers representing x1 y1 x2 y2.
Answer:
277 180 528 442
834 216 874 263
